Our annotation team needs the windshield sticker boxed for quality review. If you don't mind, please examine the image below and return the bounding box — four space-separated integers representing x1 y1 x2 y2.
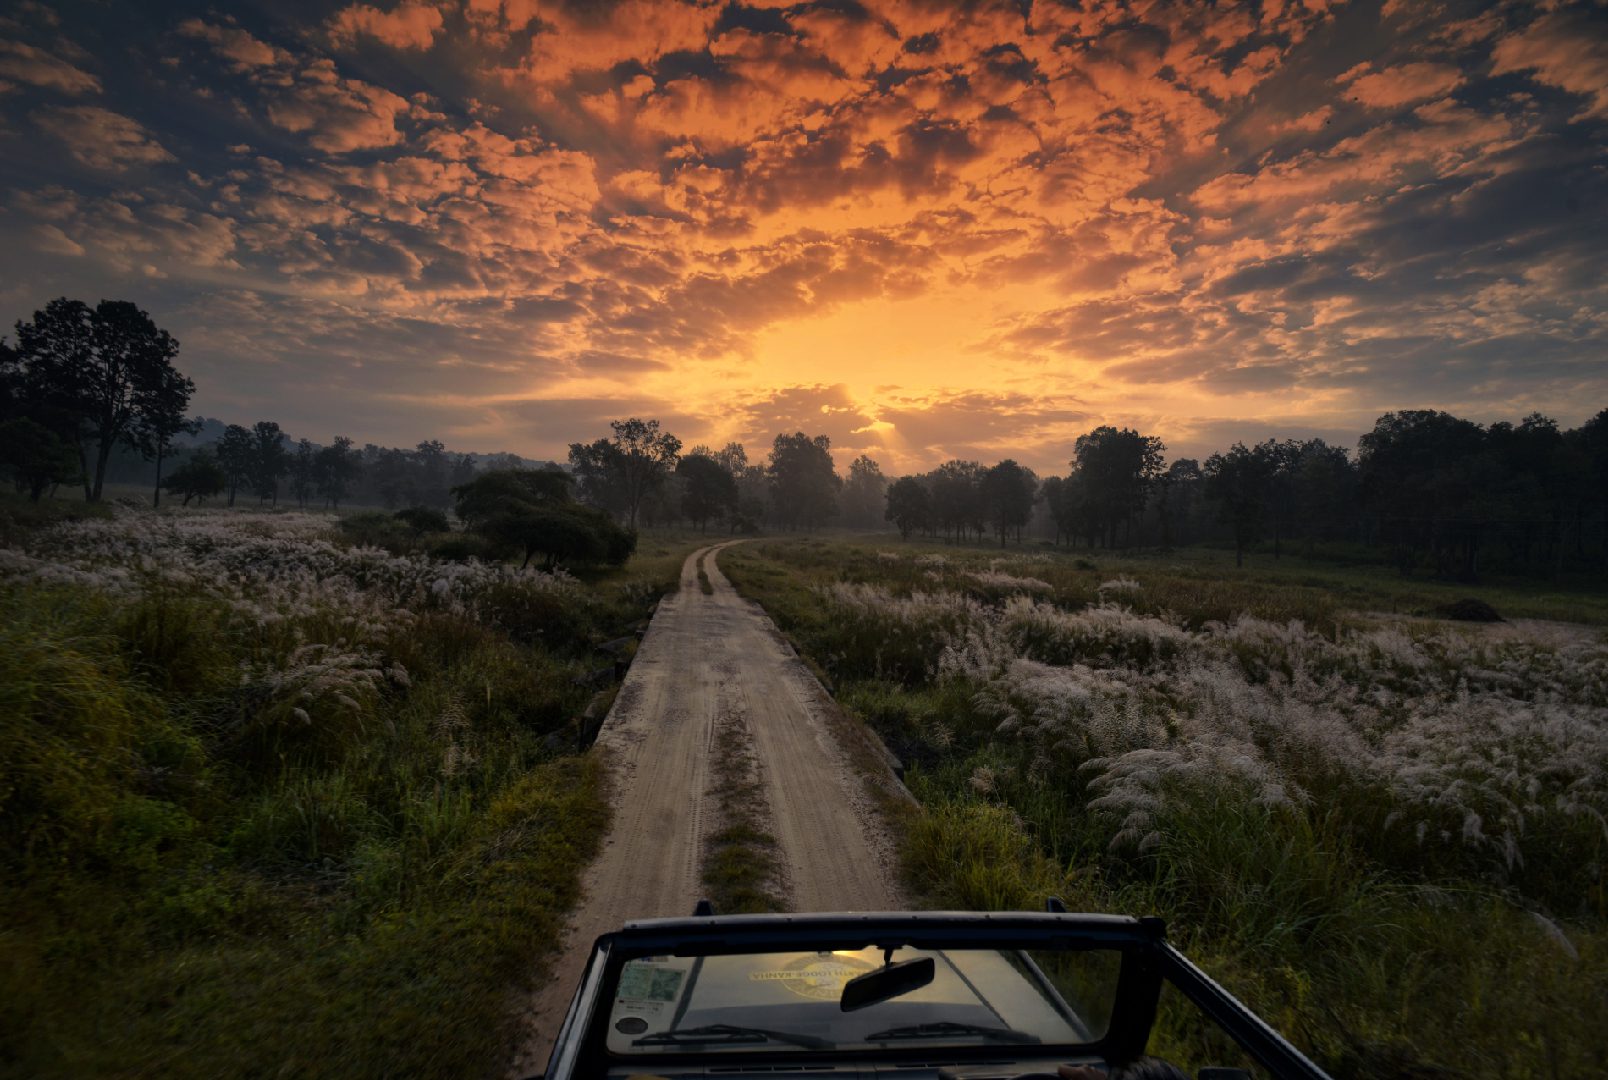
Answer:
618 963 686 1003
749 953 875 1001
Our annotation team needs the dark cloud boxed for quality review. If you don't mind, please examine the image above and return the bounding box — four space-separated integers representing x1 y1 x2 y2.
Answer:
0 0 1602 462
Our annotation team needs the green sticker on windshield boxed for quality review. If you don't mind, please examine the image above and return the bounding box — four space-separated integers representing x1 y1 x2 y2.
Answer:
618 963 685 1003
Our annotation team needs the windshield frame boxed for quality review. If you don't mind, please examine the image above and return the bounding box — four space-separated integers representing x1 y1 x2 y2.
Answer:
559 912 1163 1075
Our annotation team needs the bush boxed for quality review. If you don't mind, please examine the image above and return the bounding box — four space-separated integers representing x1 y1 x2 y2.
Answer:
1436 597 1502 622
338 510 412 551
394 506 450 536
425 531 496 562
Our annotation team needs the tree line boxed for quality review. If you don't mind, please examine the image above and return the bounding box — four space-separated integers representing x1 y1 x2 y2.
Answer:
880 414 1608 581
554 412 1608 581
0 298 548 511
4 297 1605 581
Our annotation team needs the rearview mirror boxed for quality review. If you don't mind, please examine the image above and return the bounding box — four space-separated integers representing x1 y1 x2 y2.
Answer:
839 956 935 1012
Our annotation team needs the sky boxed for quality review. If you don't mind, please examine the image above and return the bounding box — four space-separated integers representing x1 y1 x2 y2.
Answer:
0 0 1604 474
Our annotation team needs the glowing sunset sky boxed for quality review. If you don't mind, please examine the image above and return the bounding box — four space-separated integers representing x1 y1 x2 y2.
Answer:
1 0 1604 472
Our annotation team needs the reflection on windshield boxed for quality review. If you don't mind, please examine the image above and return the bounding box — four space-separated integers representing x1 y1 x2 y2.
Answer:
606 947 1121 1054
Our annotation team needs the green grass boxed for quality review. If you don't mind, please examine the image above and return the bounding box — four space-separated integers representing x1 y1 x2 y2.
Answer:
0 516 709 1077
701 719 785 915
719 534 1608 1080
727 530 1608 629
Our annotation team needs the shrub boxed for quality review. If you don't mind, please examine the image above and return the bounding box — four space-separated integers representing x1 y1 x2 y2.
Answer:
338 510 412 551
1437 597 1503 622
426 532 494 562
394 506 450 536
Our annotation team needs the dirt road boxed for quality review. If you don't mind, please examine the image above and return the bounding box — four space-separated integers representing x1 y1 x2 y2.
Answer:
508 541 905 1075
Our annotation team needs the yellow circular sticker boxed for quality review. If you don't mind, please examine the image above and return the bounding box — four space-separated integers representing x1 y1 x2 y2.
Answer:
748 953 875 1001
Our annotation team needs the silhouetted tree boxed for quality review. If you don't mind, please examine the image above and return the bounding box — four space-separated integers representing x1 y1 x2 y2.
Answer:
676 452 738 531
216 424 254 507
768 432 840 530
290 438 316 508
1204 443 1274 568
161 451 227 507
930 460 985 542
1289 441 1355 554
10 298 191 501
129 362 197 507
250 421 288 505
1071 425 1165 548
0 417 80 501
982 459 1037 546
568 418 681 528
885 476 932 539
453 468 634 570
315 435 360 509
414 439 448 508
1359 410 1491 579
1155 458 1202 551
1578 409 1608 564
1038 474 1076 546
841 454 888 529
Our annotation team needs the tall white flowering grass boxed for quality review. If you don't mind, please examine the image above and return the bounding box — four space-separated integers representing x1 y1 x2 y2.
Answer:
0 507 580 649
824 574 1608 900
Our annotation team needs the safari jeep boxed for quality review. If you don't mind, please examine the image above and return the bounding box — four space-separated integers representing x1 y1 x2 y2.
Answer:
538 906 1331 1080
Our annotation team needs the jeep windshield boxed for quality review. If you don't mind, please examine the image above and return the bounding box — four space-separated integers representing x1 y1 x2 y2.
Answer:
604 945 1120 1055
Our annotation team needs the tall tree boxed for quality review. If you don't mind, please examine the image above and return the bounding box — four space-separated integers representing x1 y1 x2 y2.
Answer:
712 442 749 476
930 459 985 542
609 417 681 529
129 362 197 508
1359 410 1492 579
0 417 80 502
215 424 253 507
568 418 681 528
315 435 360 509
1156 458 1203 550
884 476 932 539
1038 475 1073 546
1577 409 1608 565
841 454 888 529
1204 442 1274 568
216 424 254 507
250 421 288 505
414 439 448 508
768 432 841 530
1289 441 1354 555
290 438 317 508
11 298 190 501
981 459 1037 546
1071 426 1165 548
675 453 738 531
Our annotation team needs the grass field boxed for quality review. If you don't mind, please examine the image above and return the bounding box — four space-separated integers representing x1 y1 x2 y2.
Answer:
0 497 706 1078
722 532 1608 1079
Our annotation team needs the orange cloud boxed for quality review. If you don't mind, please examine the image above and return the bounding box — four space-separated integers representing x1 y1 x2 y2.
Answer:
1340 61 1464 108
0 40 100 94
1490 8 1608 119
328 2 445 50
34 105 174 170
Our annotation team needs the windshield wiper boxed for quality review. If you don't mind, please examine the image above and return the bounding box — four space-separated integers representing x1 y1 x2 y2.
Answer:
632 1023 833 1050
863 1020 1040 1045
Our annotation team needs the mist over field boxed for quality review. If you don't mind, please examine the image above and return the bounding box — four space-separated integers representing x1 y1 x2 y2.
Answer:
3 1 1608 1078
